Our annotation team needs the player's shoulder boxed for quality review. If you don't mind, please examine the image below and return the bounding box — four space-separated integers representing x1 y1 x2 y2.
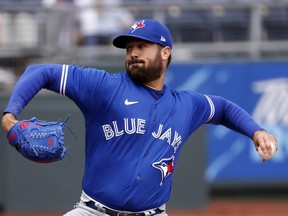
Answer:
69 65 130 80
169 88 206 99
169 88 213 114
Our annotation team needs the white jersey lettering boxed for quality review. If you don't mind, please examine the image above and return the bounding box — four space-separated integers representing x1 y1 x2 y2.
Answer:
124 118 136 134
152 124 163 138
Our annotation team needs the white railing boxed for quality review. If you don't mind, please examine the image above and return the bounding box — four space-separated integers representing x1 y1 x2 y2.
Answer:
0 1 288 61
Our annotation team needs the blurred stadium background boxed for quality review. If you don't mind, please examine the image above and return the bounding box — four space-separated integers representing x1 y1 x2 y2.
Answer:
1 0 288 215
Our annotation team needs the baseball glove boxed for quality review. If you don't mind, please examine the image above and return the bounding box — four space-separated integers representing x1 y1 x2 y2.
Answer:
7 117 69 163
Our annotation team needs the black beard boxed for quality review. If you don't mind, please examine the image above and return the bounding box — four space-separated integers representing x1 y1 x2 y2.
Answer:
126 55 163 85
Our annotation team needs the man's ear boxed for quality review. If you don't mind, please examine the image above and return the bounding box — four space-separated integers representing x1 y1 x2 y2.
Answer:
161 46 171 61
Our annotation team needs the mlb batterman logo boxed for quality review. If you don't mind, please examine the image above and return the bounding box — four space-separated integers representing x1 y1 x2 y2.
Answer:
130 20 145 32
152 155 175 186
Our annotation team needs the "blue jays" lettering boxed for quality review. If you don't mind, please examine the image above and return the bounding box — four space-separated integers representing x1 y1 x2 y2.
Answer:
102 118 183 151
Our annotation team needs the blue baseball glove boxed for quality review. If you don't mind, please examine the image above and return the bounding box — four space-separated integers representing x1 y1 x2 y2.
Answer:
7 117 67 163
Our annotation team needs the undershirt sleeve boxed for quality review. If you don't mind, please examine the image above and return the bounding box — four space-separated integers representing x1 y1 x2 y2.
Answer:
3 64 63 118
205 95 264 139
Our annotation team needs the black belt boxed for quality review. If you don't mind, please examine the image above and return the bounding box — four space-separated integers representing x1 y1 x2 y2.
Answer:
85 201 163 216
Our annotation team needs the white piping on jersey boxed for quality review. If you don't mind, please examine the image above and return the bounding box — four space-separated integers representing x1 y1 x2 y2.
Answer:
204 95 215 122
60 64 69 96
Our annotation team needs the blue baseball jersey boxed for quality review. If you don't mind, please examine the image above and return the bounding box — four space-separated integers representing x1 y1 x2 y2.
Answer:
4 64 263 211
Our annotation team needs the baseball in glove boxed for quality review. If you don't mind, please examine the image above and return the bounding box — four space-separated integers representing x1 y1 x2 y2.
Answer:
7 117 70 163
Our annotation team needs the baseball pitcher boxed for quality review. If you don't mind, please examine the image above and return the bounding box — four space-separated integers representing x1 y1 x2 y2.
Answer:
2 19 277 216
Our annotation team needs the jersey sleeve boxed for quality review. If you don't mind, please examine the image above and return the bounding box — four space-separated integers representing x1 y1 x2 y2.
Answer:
58 64 114 116
184 91 216 132
206 95 264 139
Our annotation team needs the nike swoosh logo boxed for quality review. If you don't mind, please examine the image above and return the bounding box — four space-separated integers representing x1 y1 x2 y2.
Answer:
125 99 138 105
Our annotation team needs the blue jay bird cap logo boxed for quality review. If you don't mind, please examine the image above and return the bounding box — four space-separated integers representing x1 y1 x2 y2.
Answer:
113 19 173 49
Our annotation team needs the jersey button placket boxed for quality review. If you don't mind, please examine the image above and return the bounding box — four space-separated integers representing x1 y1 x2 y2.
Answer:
127 199 132 206
153 104 158 123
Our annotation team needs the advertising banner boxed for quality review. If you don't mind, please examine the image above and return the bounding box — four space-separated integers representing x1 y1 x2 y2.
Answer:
167 61 288 183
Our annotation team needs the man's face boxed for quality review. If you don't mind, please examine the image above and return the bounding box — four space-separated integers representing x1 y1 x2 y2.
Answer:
125 40 164 85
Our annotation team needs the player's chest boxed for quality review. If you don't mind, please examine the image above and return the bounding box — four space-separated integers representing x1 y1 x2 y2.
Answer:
105 90 186 122
102 94 190 139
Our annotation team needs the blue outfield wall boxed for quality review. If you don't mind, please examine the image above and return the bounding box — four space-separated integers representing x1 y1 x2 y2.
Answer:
166 61 288 184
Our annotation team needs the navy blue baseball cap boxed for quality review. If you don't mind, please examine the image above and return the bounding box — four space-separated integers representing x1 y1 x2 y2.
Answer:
113 19 173 49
